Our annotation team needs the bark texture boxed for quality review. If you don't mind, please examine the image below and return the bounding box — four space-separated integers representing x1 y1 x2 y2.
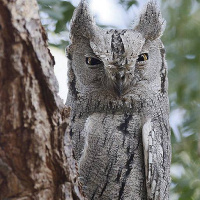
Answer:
0 0 84 199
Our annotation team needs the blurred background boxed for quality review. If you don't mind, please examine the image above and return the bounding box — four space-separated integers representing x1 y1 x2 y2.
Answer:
37 0 200 199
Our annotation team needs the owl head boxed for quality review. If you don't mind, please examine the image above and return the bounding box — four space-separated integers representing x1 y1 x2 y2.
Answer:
67 0 167 98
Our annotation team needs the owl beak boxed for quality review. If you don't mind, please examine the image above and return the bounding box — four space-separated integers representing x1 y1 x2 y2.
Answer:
115 71 125 96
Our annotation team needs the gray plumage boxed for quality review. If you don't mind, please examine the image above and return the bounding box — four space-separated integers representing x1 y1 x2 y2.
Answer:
66 0 171 199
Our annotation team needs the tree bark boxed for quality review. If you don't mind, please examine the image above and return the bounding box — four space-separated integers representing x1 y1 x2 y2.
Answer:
0 0 84 199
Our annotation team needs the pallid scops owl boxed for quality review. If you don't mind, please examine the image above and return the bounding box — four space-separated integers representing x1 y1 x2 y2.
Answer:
66 0 171 199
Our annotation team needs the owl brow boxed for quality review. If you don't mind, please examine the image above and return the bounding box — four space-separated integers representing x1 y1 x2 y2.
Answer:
139 51 149 54
74 50 99 57
84 53 99 58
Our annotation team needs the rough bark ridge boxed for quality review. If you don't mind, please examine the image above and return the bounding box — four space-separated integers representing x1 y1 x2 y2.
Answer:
0 0 84 199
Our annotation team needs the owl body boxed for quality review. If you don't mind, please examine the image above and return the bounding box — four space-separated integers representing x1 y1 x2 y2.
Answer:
66 1 171 199
79 112 145 200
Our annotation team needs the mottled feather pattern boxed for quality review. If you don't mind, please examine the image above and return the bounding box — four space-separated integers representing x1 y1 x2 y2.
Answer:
66 0 171 199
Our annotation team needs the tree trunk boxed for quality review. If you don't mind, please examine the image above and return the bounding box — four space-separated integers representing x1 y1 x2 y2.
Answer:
0 0 84 199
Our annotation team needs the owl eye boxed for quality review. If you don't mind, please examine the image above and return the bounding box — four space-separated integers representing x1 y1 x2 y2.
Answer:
137 53 149 62
86 57 102 66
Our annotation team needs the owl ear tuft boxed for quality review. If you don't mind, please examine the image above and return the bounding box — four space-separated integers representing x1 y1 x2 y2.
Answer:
70 0 98 43
136 1 165 40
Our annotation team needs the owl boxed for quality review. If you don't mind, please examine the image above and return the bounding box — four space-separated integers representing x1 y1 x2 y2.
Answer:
66 0 171 199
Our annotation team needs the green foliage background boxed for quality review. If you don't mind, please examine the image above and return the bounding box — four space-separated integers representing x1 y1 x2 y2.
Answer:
37 0 200 199
162 1 200 199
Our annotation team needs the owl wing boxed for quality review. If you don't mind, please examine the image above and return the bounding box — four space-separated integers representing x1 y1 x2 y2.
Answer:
142 118 171 200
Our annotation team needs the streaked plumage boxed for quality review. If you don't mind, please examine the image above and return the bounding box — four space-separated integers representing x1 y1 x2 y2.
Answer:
66 1 171 199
